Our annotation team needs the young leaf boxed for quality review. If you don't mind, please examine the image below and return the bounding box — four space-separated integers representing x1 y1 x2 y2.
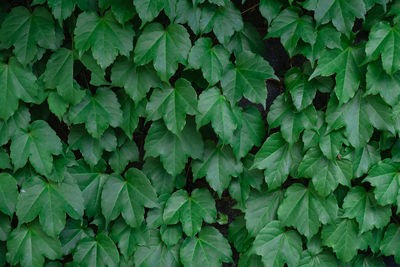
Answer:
253 220 302 267
16 176 84 237
192 141 243 197
180 226 233 266
221 51 277 107
134 23 191 81
68 88 123 139
6 222 62 267
10 120 62 176
146 78 197 135
74 11 134 69
163 189 216 236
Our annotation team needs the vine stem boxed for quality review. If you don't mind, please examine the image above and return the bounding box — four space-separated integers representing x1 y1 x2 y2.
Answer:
241 3 260 14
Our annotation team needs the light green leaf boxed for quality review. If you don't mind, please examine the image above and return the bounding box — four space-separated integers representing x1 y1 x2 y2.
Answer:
6 222 62 267
180 226 232 266
74 11 134 68
68 88 122 139
11 120 62 175
192 141 243 197
221 51 277 107
146 78 197 135
134 23 191 81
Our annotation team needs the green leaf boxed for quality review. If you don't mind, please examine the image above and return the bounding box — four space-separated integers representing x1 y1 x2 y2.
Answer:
117 90 146 139
299 250 338 267
0 173 18 216
380 223 400 263
188 37 230 85
47 0 77 22
160 224 182 247
111 59 161 105
364 159 400 206
343 186 391 233
0 6 59 64
146 78 197 135
226 22 266 56
221 51 277 107
366 61 400 106
278 183 338 238
74 11 134 69
253 220 302 267
228 215 253 252
351 143 381 178
298 147 352 196
143 157 176 195
68 88 122 139
252 132 303 189
196 87 238 143
16 176 84 236
134 23 191 81
365 22 400 74
109 140 139 174
244 189 283 237
163 189 216 237
47 92 69 119
101 168 157 227
73 234 120 267
44 48 84 104
0 58 39 120
133 0 164 25
68 126 117 166
67 159 108 218
199 2 243 44
11 120 62 175
259 0 283 25
180 226 232 266
145 118 203 176
192 141 243 197
267 8 316 56
310 44 364 104
60 219 94 255
6 222 62 267
321 218 362 262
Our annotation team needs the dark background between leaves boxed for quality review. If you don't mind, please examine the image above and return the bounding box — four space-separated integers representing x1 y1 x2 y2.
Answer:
5 0 399 266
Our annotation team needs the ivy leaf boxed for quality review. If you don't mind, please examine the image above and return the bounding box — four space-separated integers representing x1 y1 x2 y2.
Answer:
380 223 400 263
221 51 277 107
134 23 191 81
11 120 62 176
101 168 158 227
366 61 400 106
74 11 134 69
134 229 180 267
68 126 117 166
259 0 283 25
364 159 400 206
351 143 381 178
144 118 203 176
163 189 216 236
0 173 18 216
47 92 68 119
6 222 62 267
16 176 84 237
180 226 233 266
228 215 253 252
44 48 84 104
321 218 362 262
310 44 364 104
244 189 283 237
253 220 302 267
343 186 391 233
73 234 120 267
231 106 265 160
298 147 352 196
133 0 164 25
196 87 238 143
365 22 400 74
304 0 366 35
188 37 230 85
199 2 243 44
109 140 139 174
67 159 108 218
146 78 197 135
117 90 146 139
267 8 316 57
192 141 243 197
111 59 162 105
278 183 338 239
226 22 266 56
252 132 303 189
0 6 59 64
47 0 77 22
68 88 123 139
60 219 94 255
0 58 39 120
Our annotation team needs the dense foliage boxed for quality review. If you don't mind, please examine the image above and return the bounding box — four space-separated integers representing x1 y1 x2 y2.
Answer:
1 0 400 266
